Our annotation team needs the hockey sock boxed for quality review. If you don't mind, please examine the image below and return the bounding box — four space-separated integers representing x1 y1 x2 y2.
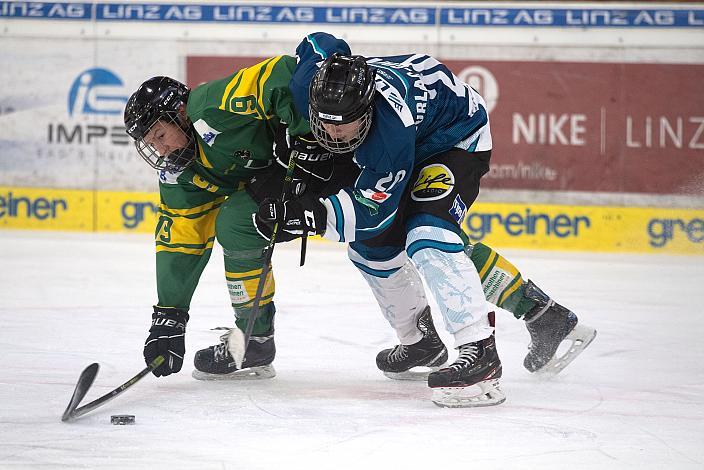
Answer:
466 242 537 319
235 302 276 336
225 264 276 335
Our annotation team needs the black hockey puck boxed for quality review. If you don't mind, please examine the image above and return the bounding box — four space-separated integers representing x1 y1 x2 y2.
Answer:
110 415 135 425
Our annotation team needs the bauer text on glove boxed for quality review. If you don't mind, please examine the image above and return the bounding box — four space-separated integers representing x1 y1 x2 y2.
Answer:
274 127 335 183
143 306 189 377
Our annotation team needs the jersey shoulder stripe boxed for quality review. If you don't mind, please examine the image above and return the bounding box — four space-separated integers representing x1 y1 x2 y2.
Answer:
187 55 295 122
373 74 414 127
218 55 290 120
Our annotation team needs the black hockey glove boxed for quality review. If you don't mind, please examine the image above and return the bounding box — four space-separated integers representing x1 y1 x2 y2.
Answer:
274 126 334 190
253 194 327 242
144 306 189 377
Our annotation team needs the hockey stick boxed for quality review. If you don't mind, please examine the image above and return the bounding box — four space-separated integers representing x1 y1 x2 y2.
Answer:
300 234 308 266
229 156 298 367
61 355 164 422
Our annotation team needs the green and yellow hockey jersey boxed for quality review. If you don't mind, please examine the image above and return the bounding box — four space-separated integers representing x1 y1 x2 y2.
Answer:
154 55 309 310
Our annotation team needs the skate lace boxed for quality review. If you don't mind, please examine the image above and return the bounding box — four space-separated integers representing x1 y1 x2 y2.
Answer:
450 343 479 371
388 344 408 362
213 332 232 363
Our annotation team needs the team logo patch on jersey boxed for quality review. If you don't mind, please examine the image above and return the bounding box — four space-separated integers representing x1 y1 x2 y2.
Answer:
411 164 455 201
159 169 183 185
449 194 467 225
353 189 380 215
360 188 390 203
193 119 221 147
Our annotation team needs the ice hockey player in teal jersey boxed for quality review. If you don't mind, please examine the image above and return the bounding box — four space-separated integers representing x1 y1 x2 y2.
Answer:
257 32 597 407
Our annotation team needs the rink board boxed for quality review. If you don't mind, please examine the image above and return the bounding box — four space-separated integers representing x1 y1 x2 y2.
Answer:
1 186 702 255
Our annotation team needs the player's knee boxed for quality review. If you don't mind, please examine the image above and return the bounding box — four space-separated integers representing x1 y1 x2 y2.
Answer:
348 243 405 266
406 213 463 235
405 223 465 262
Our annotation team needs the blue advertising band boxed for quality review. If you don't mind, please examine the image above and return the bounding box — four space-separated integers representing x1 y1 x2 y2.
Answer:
1 2 703 28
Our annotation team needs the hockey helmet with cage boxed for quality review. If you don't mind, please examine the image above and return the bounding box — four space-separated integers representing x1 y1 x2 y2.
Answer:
124 76 195 171
309 54 376 153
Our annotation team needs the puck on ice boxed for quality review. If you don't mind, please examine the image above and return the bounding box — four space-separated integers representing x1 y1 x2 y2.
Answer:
110 415 135 425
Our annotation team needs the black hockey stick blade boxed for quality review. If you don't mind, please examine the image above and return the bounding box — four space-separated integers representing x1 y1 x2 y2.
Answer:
61 363 99 422
61 355 164 423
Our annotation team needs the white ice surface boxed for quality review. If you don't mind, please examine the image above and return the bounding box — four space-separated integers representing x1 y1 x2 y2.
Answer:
1 231 703 469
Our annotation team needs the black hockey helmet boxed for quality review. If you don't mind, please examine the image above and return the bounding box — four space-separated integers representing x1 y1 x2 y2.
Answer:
124 76 195 171
309 54 376 153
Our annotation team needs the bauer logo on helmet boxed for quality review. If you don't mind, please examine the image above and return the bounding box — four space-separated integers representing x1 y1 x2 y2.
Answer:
319 112 343 121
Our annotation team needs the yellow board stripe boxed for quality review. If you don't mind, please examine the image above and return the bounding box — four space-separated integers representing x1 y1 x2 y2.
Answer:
4 186 702 255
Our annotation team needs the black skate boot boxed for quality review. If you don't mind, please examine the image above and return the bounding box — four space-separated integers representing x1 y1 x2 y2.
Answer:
428 320 505 408
192 328 276 381
523 280 597 376
376 306 448 381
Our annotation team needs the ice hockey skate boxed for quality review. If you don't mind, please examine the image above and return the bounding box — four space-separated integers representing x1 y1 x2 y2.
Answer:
376 307 448 380
522 280 597 376
192 328 276 381
428 330 505 408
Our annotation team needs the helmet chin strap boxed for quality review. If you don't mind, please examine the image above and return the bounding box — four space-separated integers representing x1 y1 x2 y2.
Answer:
164 144 196 172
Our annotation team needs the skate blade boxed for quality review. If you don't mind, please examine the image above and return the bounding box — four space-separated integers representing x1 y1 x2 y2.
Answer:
191 364 276 381
383 363 448 381
431 379 506 408
535 323 597 377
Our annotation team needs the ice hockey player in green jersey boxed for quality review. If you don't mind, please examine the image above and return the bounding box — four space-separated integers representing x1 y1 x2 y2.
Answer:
123 57 330 380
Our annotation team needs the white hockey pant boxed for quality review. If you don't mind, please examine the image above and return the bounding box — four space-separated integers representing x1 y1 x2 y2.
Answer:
349 225 493 348
406 225 493 348
349 247 428 345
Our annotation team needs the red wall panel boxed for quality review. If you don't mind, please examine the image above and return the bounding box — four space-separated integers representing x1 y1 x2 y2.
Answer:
187 56 704 195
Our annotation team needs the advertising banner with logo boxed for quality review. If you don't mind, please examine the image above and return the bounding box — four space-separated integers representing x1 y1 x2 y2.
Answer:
1 2 702 256
445 60 704 196
0 186 160 232
2 3 703 28
0 187 94 231
2 186 701 254
0 38 176 192
465 203 704 254
186 55 704 197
